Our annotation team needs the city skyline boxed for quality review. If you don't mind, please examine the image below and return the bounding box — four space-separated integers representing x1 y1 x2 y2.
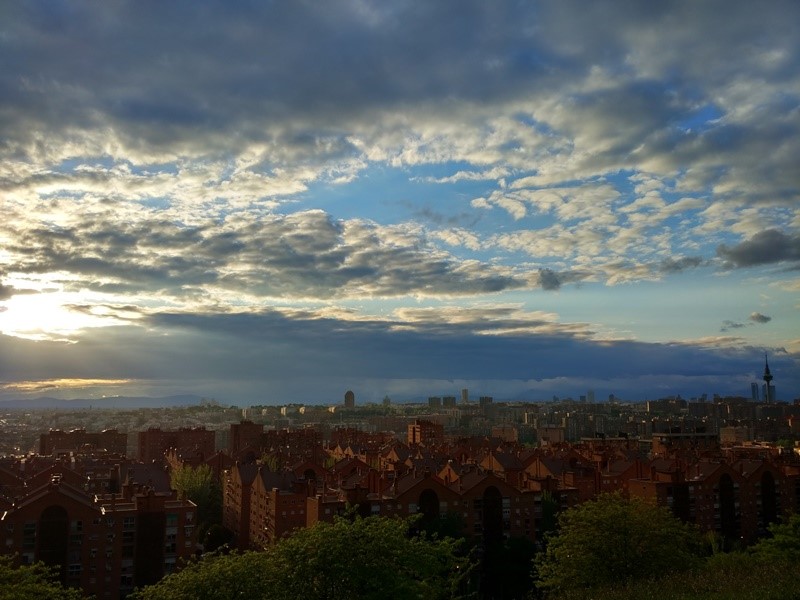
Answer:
1 1 798 404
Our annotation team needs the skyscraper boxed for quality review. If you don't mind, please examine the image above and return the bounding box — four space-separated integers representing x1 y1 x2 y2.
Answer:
762 355 776 403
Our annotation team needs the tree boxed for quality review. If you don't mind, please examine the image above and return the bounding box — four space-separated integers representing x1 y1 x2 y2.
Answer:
535 492 703 593
131 514 472 600
751 512 800 561
169 464 222 542
0 555 85 600
264 513 470 600
129 551 273 600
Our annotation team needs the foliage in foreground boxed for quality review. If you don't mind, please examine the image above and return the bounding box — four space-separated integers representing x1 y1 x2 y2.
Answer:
130 513 471 600
547 553 800 600
535 492 704 592
0 555 85 600
539 508 800 600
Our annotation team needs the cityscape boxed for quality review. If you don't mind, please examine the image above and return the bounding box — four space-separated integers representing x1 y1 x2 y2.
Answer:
0 357 799 597
1 1 799 599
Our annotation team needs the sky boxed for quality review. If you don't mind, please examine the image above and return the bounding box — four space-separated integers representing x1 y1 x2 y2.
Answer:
0 1 798 405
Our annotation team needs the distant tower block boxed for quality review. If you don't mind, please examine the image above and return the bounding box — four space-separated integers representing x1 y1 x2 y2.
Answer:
344 390 355 408
461 388 469 404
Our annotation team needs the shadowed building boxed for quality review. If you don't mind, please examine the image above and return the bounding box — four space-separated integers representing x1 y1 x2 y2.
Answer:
40 429 128 456
0 475 196 599
137 427 215 463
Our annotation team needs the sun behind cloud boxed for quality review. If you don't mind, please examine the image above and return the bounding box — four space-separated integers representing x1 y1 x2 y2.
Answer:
0 291 129 341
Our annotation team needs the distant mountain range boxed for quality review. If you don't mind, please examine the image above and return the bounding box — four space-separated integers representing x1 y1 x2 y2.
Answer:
0 395 205 409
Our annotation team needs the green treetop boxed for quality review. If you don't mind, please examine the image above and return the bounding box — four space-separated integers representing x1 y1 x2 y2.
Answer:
535 492 704 593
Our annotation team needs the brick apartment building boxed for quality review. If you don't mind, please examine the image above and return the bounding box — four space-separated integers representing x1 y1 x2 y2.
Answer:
40 428 128 456
219 424 800 556
223 463 259 549
629 457 798 545
137 427 215 463
408 419 444 445
229 420 265 458
0 473 196 599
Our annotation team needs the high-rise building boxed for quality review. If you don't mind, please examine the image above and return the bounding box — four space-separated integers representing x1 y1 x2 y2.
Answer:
461 388 469 404
750 382 760 402
762 355 776 403
344 390 355 409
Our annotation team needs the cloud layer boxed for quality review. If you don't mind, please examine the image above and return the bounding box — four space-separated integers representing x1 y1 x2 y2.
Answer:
0 1 798 401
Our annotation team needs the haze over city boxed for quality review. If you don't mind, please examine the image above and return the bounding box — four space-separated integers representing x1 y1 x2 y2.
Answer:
1 1 798 405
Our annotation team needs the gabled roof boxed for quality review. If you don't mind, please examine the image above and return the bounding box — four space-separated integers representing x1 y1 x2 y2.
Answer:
388 471 452 500
733 458 778 479
456 469 520 496
254 468 297 493
231 462 260 486
4 478 100 515
487 452 523 471
123 463 171 492
604 459 637 476
330 456 370 476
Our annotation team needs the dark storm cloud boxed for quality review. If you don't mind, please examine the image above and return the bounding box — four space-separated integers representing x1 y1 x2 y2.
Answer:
538 268 562 291
536 268 592 291
2 311 796 403
717 230 800 268
2 1 795 168
749 312 772 324
720 320 746 333
0 283 38 300
658 256 704 274
0 284 16 300
0 1 548 151
3 210 524 299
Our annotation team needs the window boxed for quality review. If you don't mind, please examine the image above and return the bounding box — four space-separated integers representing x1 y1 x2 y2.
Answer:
22 522 36 549
123 517 136 529
165 533 177 554
164 557 176 574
